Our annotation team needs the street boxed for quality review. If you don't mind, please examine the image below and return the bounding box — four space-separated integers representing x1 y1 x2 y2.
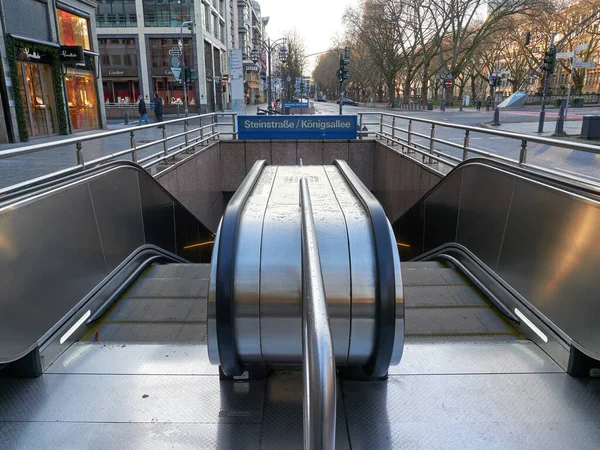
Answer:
313 101 600 181
1 102 599 189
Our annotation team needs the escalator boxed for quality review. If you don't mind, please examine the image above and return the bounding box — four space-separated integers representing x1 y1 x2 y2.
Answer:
1 157 600 449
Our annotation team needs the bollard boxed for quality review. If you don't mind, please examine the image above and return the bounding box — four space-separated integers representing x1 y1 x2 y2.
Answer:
124 113 129 125
554 99 566 136
492 107 500 126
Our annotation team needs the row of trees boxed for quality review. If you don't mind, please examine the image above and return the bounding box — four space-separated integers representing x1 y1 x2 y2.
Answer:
312 0 600 106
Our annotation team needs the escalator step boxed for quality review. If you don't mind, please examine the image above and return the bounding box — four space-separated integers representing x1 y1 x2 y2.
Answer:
402 268 467 286
405 308 517 338
90 323 206 343
145 263 211 279
404 285 487 308
105 298 207 322
125 278 209 298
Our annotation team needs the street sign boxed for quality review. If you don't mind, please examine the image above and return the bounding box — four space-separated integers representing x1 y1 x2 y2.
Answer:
171 67 182 81
435 73 441 80
446 72 452 80
169 47 182 56
575 61 598 69
445 79 452 88
556 51 574 59
171 56 180 68
222 73 229 80
575 43 589 53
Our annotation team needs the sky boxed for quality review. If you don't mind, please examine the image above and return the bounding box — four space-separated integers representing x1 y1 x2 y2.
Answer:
256 0 359 71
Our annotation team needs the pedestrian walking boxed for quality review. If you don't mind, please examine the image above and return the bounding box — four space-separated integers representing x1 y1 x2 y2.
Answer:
485 95 492 112
138 95 149 125
476 96 482 111
153 93 164 123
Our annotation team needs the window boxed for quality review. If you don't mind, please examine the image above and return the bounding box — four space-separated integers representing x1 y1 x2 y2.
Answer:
143 0 194 27
213 14 218 38
96 0 137 27
149 38 193 70
204 3 211 31
219 0 225 16
99 38 138 67
57 9 91 49
220 22 225 44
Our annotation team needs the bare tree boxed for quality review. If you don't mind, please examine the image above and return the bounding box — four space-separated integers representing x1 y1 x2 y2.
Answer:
345 0 405 106
279 30 307 100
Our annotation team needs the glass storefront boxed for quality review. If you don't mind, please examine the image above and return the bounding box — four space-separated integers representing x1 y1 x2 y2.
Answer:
17 62 58 138
143 0 194 27
99 38 139 103
149 38 195 107
65 68 99 131
57 9 91 49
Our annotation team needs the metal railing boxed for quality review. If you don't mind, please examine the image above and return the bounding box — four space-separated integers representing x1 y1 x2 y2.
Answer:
0 113 237 196
299 178 336 450
358 112 600 184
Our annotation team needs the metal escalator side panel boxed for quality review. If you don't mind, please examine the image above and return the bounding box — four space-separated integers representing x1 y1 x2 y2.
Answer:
0 162 213 367
259 165 352 365
392 158 600 367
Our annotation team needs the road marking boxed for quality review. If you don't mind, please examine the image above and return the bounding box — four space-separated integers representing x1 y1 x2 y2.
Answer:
489 137 504 140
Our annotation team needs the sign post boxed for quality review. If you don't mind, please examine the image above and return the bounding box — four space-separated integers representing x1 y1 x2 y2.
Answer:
565 43 593 120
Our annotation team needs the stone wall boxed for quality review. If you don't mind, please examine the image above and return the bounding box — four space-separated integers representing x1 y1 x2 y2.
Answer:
373 141 443 223
220 139 374 191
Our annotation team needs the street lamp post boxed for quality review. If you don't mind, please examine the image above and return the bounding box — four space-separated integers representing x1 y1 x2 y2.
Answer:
180 20 196 117
252 38 287 111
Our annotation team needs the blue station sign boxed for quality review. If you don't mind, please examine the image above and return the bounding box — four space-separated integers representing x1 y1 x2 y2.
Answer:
237 115 358 140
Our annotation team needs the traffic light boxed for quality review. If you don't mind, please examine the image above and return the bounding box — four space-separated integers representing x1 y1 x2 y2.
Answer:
488 75 497 87
524 32 531 46
338 54 350 81
183 67 191 83
543 48 556 73
215 80 221 93
222 82 226 93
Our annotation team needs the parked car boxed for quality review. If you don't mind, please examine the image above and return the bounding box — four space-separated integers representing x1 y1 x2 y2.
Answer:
315 98 327 102
336 98 359 106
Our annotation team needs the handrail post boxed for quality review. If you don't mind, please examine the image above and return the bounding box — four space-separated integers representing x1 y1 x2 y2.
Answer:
75 142 84 166
427 123 435 163
299 178 336 450
162 126 168 157
184 119 189 146
129 131 137 163
212 115 216 139
391 116 396 144
358 113 363 139
462 130 470 161
200 117 204 145
519 139 528 164
379 113 383 136
407 119 413 153
232 113 237 139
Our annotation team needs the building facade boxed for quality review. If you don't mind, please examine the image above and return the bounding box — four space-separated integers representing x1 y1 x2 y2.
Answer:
0 0 105 143
96 0 230 114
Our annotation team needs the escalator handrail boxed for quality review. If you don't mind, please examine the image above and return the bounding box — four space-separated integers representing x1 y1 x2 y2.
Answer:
215 159 267 377
300 178 336 449
334 159 397 378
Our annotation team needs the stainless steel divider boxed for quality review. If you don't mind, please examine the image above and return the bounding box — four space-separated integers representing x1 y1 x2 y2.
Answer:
299 178 336 450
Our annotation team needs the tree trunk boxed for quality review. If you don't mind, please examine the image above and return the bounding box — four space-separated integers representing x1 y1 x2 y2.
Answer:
403 75 412 103
421 61 430 105
387 77 396 107
470 75 477 103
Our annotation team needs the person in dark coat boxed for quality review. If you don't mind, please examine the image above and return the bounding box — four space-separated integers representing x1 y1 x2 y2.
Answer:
153 93 164 122
138 95 149 125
